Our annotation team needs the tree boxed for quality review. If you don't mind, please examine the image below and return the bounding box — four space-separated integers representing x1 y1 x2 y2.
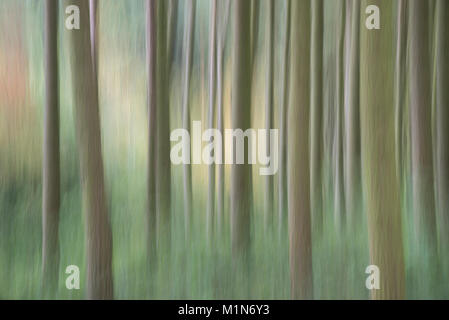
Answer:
207 0 217 243
65 0 113 299
310 0 323 234
231 0 252 260
167 0 178 77
394 0 408 190
333 0 346 231
288 0 313 299
155 0 171 250
360 0 405 299
343 0 361 228
216 0 230 237
89 0 98 72
264 0 274 228
278 0 290 235
435 0 449 250
181 0 196 240
145 0 157 266
409 0 437 249
42 0 60 296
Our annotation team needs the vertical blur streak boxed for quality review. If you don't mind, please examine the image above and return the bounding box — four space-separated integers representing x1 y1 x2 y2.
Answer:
207 0 217 245
231 0 251 261
409 0 437 250
310 0 323 235
65 0 114 299
360 0 405 300
333 0 346 232
288 0 313 300
145 0 157 270
264 0 274 230
343 0 361 229
278 0 291 237
182 0 195 241
42 0 60 298
216 0 230 238
435 0 449 253
394 0 407 191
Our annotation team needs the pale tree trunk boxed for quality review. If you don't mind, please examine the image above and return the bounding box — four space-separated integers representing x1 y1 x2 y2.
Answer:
360 0 405 300
231 0 251 260
207 0 217 243
155 0 171 250
167 0 178 77
409 0 437 249
216 0 230 237
310 0 323 234
436 0 449 251
89 0 98 73
65 0 113 299
182 0 196 241
145 0 157 267
278 0 290 236
343 0 361 228
288 0 313 300
264 0 274 229
333 0 346 231
42 0 60 297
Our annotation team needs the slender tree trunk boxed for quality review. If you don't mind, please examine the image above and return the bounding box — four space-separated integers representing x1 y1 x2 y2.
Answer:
155 0 171 250
65 0 113 299
42 0 60 297
167 0 178 77
145 0 157 267
310 0 323 234
264 0 274 229
288 0 313 300
343 0 361 228
333 0 346 231
409 0 437 248
89 0 98 73
182 0 196 241
250 0 260 71
436 0 449 251
216 0 230 237
360 0 405 300
207 0 217 243
231 0 251 260
395 0 408 191
278 0 290 236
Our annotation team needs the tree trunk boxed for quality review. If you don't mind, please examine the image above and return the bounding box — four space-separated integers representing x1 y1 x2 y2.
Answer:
288 0 313 300
278 0 290 236
264 0 274 229
145 0 157 267
231 0 251 260
167 0 178 78
343 0 361 228
155 0 171 250
409 0 437 248
42 0 60 297
65 0 114 300
436 0 449 251
207 0 217 243
333 0 346 231
310 0 323 234
89 0 98 73
182 0 196 241
360 0 405 300
216 0 230 237
395 0 407 192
